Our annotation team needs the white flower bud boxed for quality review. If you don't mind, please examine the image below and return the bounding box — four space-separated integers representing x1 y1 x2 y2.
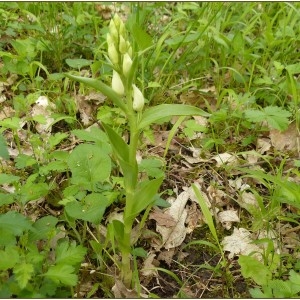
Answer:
127 45 133 58
112 71 124 96
108 42 119 65
119 35 127 54
119 21 126 38
132 84 144 112
122 53 133 77
109 19 118 43
107 33 114 46
113 14 121 30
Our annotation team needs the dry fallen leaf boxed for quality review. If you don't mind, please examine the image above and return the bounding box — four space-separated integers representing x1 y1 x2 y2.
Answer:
217 210 240 230
221 227 262 261
141 252 158 277
112 279 145 298
155 185 204 249
269 122 300 153
157 248 175 266
212 153 237 167
256 137 271 154
149 208 177 227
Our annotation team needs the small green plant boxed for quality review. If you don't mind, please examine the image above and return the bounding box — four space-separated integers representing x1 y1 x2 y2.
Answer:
239 255 300 298
66 13 209 288
0 211 86 297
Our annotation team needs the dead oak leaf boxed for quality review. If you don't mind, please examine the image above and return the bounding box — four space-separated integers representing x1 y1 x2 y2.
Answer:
149 208 176 227
156 187 193 249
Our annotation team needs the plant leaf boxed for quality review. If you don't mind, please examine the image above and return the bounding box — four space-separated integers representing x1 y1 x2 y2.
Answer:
14 263 34 289
0 211 32 236
0 246 19 270
192 184 220 247
67 144 111 191
64 74 128 113
0 173 20 184
55 241 87 266
238 255 272 286
65 193 112 224
0 134 9 160
125 177 164 222
139 104 210 130
44 264 77 286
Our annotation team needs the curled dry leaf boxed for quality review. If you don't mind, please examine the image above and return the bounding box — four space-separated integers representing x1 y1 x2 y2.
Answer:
217 210 240 230
241 191 258 207
269 122 300 153
155 185 205 249
141 252 158 277
112 279 145 298
228 178 250 191
149 208 176 227
221 227 262 261
207 185 228 207
256 137 271 154
212 152 237 167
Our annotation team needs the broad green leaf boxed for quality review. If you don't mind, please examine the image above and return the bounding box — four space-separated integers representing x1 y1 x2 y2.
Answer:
0 134 9 160
19 182 49 204
15 154 37 169
39 160 68 176
139 104 210 130
67 144 111 190
55 241 87 266
131 247 147 257
44 264 77 286
65 193 112 224
29 215 58 242
71 127 111 154
139 158 164 178
0 246 19 270
0 173 20 184
245 106 291 131
131 23 152 50
64 74 128 113
0 193 14 206
285 62 300 75
0 117 22 130
263 106 291 131
14 263 34 289
0 211 32 235
65 58 93 69
238 255 272 286
0 228 16 246
48 132 68 149
126 177 164 222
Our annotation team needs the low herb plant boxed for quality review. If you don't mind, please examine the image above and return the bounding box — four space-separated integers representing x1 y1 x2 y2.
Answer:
66 14 209 288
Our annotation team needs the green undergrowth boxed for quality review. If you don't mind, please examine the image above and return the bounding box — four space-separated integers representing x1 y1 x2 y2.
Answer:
0 2 300 298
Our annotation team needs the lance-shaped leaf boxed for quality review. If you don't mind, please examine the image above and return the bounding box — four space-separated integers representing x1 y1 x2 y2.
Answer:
138 104 210 130
125 177 164 223
64 74 128 113
102 123 138 189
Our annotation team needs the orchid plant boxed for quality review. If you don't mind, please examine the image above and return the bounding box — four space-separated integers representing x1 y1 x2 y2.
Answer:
66 14 209 288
